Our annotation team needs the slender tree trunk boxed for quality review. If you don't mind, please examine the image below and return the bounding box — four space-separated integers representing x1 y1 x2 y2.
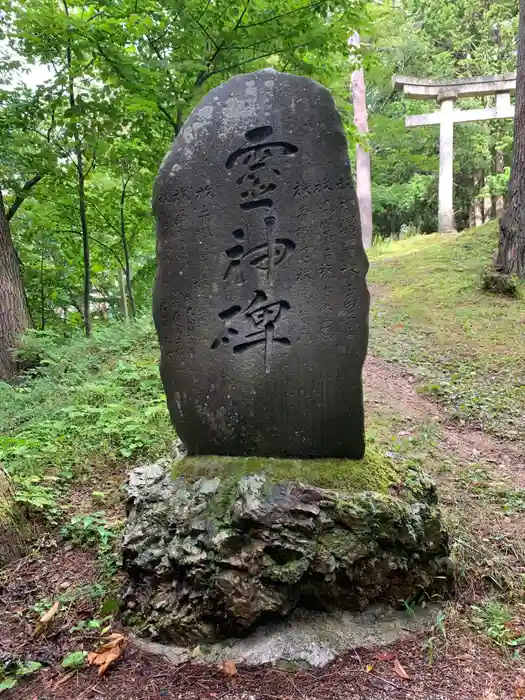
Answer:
76 154 91 336
64 0 92 335
118 268 129 321
472 170 483 226
0 190 31 380
492 149 505 219
496 0 525 276
0 466 31 567
120 177 136 317
40 250 45 330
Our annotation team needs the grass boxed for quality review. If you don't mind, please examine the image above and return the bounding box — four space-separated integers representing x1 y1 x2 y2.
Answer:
368 223 525 439
0 318 174 511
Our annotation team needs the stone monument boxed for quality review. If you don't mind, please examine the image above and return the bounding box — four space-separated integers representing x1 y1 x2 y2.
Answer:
153 69 369 459
120 71 452 649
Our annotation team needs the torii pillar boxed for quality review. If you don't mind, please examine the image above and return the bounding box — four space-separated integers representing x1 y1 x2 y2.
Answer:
394 74 516 233
438 95 455 232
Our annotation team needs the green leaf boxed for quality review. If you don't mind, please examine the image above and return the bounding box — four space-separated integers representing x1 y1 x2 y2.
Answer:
100 598 120 616
17 661 42 676
0 678 18 692
61 651 88 669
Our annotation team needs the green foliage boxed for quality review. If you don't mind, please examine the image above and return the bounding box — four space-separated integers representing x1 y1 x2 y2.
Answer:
0 660 42 693
0 0 369 336
71 616 111 632
364 0 517 237
61 512 119 549
32 583 108 619
471 600 525 649
0 317 174 513
423 611 448 665
61 511 123 579
61 651 88 669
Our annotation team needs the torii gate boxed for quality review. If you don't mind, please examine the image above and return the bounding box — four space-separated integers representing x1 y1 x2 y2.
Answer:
393 74 516 233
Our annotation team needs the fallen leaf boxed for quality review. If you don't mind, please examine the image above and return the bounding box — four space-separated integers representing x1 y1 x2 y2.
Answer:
221 660 238 677
33 601 60 636
87 634 126 676
393 658 410 681
375 652 396 661
95 634 125 652
62 650 88 669
107 632 125 642
88 648 122 676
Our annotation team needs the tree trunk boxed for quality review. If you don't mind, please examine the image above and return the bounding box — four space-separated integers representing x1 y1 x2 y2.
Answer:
473 170 483 226
119 268 129 321
0 467 30 567
65 0 92 336
120 177 137 317
76 151 92 336
496 0 525 276
0 190 31 381
492 149 505 220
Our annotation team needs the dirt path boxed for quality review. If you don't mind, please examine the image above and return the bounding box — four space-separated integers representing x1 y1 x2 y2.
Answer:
4 355 525 700
365 355 525 485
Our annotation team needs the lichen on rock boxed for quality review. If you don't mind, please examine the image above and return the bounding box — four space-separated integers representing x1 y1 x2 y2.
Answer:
121 451 452 644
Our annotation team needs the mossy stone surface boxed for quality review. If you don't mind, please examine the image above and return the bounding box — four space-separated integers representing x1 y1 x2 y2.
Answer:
122 453 451 644
172 445 402 494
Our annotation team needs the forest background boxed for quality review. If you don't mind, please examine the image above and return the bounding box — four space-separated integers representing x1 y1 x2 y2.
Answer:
0 0 519 344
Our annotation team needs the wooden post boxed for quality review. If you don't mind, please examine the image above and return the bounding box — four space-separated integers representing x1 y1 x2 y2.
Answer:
349 32 373 249
438 97 455 233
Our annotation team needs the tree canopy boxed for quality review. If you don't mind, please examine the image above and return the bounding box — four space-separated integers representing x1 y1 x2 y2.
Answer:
0 0 521 356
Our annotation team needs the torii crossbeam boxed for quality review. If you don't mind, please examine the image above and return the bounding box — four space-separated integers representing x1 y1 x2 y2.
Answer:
393 74 516 233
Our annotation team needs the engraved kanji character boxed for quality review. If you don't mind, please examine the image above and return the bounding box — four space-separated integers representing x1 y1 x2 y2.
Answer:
211 290 291 372
223 221 295 285
225 126 298 209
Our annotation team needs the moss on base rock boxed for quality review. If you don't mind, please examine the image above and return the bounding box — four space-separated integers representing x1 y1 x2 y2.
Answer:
122 453 452 644
173 445 404 494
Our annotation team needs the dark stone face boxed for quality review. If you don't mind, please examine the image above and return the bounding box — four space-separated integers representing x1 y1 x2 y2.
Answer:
153 70 369 458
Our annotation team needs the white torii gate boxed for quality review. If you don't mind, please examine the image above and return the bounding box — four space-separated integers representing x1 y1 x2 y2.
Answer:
393 74 516 233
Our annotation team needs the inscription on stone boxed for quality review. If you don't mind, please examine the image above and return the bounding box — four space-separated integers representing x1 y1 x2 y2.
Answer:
153 70 369 458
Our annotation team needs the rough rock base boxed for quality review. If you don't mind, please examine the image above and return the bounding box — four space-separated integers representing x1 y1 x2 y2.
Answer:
121 451 452 644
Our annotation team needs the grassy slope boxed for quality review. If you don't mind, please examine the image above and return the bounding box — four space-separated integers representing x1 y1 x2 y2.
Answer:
369 223 525 440
0 321 174 507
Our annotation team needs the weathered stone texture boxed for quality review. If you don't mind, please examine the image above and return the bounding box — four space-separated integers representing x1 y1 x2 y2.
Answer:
121 457 452 644
153 70 369 458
